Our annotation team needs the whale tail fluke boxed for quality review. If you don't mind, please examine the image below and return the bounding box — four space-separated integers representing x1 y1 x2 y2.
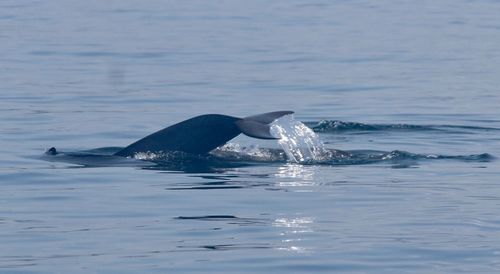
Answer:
243 111 294 124
236 111 294 139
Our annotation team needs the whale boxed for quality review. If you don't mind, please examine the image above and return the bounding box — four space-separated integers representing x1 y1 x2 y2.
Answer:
46 111 293 159
41 110 491 171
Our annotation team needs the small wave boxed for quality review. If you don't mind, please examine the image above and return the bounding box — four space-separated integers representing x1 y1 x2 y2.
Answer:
309 120 437 132
430 153 495 162
308 120 500 133
175 215 238 220
335 150 495 165
176 243 274 251
175 215 268 225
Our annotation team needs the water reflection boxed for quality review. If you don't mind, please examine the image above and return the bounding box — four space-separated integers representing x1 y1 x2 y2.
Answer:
273 216 314 253
275 163 321 188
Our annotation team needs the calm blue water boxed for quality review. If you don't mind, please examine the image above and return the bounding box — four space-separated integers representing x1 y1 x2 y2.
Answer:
2 0 500 273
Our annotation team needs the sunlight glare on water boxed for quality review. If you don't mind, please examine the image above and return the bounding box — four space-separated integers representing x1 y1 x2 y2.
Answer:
271 115 332 163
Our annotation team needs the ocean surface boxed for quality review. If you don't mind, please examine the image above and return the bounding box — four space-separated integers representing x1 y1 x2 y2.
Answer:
2 0 500 273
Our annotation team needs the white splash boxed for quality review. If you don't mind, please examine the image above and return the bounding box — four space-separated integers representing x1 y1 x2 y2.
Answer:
213 143 285 162
270 115 332 163
133 151 160 160
217 143 268 158
133 151 184 161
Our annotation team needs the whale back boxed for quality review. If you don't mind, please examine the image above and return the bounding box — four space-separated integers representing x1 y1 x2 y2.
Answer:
114 114 241 157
